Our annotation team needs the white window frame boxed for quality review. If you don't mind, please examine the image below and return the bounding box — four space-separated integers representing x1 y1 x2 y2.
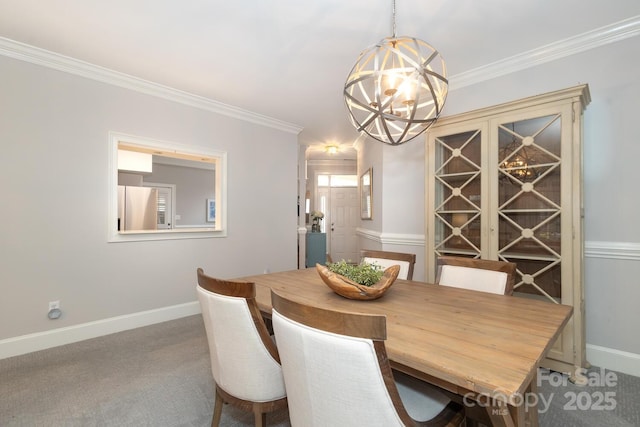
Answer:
108 131 227 242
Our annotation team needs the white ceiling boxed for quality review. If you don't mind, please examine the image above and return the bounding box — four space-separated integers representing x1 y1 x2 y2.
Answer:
0 0 638 160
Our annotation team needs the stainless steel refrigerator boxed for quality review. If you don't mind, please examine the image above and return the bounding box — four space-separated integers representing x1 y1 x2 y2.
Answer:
118 186 158 231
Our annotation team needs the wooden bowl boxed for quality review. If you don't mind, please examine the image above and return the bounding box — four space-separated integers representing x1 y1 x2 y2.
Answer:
315 263 400 300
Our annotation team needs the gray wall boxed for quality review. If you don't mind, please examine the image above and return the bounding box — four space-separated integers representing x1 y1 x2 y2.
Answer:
0 54 299 341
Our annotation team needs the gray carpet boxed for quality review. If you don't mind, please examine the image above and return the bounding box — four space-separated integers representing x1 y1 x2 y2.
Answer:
1 315 637 426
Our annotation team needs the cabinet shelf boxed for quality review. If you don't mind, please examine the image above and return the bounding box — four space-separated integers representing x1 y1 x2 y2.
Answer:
500 209 559 214
437 210 479 215
436 248 480 257
437 171 478 178
498 251 560 262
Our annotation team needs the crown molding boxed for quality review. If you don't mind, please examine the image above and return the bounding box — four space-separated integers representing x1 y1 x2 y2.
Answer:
0 37 303 135
450 16 640 90
1 16 638 133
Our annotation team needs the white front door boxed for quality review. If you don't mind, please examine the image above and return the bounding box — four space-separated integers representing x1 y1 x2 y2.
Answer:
329 187 359 263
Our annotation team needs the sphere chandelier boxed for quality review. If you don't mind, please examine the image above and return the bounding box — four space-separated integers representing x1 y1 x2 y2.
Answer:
343 0 448 145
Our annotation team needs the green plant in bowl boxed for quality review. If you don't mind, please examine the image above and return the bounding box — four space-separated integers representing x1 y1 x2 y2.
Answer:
326 260 383 287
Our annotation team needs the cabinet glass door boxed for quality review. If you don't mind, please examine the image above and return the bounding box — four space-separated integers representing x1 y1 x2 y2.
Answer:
432 128 484 259
496 114 563 303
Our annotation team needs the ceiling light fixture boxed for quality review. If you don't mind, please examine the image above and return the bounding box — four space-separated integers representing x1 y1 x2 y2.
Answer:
343 0 448 145
325 145 339 155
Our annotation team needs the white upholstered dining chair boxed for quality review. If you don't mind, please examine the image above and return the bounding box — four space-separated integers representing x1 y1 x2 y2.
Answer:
435 256 517 295
270 290 465 427
196 268 287 427
361 249 417 280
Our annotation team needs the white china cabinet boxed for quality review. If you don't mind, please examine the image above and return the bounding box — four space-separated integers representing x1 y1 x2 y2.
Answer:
425 85 590 379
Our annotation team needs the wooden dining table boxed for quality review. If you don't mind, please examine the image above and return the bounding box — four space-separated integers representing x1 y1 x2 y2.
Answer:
237 267 573 427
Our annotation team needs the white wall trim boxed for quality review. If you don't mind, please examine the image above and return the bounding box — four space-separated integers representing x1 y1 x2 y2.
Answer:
356 227 381 242
586 344 640 378
356 232 640 261
585 241 640 261
357 227 424 246
0 37 302 136
380 232 425 246
0 302 201 360
450 16 640 90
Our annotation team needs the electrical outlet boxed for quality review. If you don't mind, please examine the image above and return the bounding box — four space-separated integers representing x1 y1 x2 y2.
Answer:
49 300 60 311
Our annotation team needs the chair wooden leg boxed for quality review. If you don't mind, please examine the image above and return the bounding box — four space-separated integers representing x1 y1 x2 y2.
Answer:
253 409 266 427
211 389 224 427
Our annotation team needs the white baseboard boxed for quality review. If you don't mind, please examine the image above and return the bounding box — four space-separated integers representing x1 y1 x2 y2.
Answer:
586 344 640 377
3 301 638 380
0 301 201 360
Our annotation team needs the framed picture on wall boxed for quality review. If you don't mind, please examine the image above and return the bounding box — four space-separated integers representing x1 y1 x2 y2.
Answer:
360 168 372 219
207 198 215 222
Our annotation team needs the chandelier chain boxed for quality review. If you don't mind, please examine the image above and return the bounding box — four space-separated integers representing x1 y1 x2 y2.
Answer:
392 0 397 38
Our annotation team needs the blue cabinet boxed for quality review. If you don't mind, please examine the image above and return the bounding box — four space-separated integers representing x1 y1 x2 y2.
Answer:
306 232 326 267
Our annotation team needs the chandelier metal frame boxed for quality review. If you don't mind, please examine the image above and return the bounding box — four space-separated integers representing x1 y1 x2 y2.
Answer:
343 0 448 145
